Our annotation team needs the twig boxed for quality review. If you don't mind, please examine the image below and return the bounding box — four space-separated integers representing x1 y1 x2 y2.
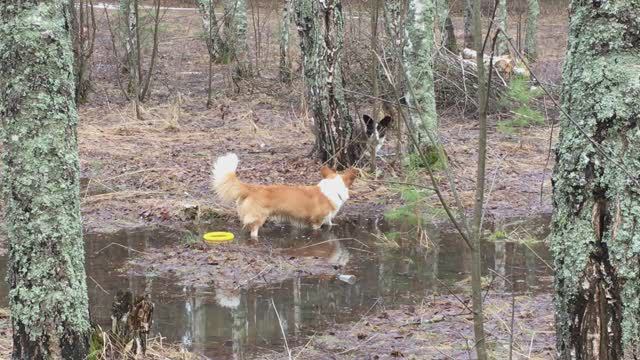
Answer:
102 5 131 101
364 178 434 191
271 298 293 360
234 265 274 289
89 275 110 295
521 241 553 271
293 237 369 250
95 242 148 255
435 277 473 314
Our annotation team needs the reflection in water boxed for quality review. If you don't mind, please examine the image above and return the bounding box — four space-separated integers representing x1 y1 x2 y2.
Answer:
0 216 552 359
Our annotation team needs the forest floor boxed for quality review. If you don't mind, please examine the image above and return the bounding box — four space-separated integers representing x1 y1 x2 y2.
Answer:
259 293 555 359
0 3 567 358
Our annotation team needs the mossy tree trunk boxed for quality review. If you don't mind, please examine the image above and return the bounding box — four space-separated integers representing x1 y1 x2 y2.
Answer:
552 1 640 358
294 0 360 168
404 0 439 152
223 0 252 78
0 1 90 358
279 0 292 82
524 0 538 61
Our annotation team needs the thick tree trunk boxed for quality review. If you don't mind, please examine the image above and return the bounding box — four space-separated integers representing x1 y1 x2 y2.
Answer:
279 0 292 82
495 0 509 55
0 1 90 358
552 1 640 359
404 0 439 151
195 0 226 62
294 0 360 168
223 0 252 78
524 0 538 61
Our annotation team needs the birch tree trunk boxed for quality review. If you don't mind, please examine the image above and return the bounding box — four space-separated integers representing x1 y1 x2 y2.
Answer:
223 0 252 77
404 0 439 151
119 0 138 89
195 0 226 62
524 0 538 61
495 0 509 56
0 1 90 358
279 0 292 82
552 1 640 358
294 0 360 167
383 0 410 157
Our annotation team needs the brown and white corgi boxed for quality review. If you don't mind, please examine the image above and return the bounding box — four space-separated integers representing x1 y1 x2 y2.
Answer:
212 153 357 239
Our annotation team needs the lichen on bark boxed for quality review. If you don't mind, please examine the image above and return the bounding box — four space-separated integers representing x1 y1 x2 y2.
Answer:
552 1 640 358
404 0 439 151
223 0 252 77
0 0 90 358
294 0 360 168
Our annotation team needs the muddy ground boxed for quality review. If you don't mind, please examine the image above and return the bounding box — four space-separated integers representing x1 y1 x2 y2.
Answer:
260 293 555 359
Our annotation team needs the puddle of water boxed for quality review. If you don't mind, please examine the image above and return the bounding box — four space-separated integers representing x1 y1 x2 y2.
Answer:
0 216 553 359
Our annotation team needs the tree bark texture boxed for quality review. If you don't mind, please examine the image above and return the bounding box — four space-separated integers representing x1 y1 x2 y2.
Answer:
496 0 509 56
463 0 473 49
223 0 252 77
0 1 90 358
404 0 438 151
470 0 488 357
279 0 292 82
552 1 640 358
119 0 138 88
524 0 539 61
294 0 361 168
195 0 227 62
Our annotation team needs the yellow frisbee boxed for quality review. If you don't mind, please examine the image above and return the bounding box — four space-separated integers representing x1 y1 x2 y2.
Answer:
203 231 235 243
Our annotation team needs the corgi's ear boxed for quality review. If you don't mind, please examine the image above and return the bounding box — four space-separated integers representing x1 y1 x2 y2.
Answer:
363 114 376 136
321 166 336 179
341 168 358 187
378 116 392 129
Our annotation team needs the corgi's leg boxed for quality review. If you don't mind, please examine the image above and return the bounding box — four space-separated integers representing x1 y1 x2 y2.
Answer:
248 217 266 239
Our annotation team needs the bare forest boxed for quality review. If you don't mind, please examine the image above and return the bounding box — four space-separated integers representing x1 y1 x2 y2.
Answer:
1 0 639 359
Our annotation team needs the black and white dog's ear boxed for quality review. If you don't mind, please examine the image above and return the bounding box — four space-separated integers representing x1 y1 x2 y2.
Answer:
363 114 376 136
377 116 393 137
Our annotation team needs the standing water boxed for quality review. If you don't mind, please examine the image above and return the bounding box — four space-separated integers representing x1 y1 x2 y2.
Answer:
0 216 552 358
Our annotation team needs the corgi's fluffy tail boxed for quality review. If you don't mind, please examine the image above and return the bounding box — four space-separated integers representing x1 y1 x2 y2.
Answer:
212 153 248 203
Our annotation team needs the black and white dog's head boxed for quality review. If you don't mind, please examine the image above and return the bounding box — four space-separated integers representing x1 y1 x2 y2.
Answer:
363 114 393 153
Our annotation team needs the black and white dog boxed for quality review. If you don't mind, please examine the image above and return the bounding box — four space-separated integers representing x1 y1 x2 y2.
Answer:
363 114 393 155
